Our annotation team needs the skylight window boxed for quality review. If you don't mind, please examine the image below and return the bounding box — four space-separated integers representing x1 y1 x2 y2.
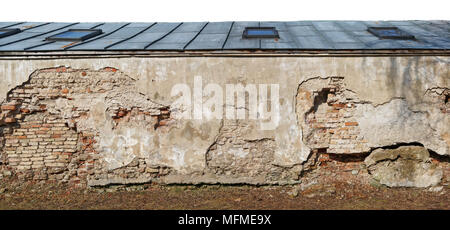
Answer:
243 27 279 39
0 28 21 39
46 29 102 42
367 27 415 40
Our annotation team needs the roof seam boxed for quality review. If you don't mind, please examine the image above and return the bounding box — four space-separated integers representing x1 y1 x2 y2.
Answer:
65 23 130 50
0 21 448 51
144 22 183 50
1 22 25 29
92 23 105 29
408 21 447 49
23 23 103 51
333 21 367 47
183 22 209 50
309 22 336 49
221 21 235 49
0 23 78 48
106 22 157 50
19 22 52 31
408 21 441 37
283 22 300 49
259 22 262 49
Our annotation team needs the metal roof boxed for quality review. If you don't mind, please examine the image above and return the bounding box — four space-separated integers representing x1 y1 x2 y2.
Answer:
0 21 448 52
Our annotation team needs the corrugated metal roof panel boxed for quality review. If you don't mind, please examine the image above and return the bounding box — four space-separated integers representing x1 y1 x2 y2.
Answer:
335 21 368 31
107 22 181 50
185 33 228 50
0 21 448 51
175 22 208 32
287 26 320 36
322 31 360 43
294 36 332 49
312 21 343 31
146 22 207 50
185 22 232 50
147 32 198 50
200 22 233 34
223 35 260 49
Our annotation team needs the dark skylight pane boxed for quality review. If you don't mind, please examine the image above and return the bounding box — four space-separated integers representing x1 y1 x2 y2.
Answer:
247 29 276 36
367 27 415 40
52 31 93 39
0 28 21 38
243 27 279 39
46 29 102 42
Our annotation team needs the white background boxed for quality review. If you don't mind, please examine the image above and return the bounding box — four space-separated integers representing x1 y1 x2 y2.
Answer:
1 0 449 22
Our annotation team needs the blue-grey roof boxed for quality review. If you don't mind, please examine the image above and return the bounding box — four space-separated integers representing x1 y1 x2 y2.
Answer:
0 21 448 52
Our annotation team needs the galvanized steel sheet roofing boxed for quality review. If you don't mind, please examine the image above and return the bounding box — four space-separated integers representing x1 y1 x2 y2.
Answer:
0 21 448 51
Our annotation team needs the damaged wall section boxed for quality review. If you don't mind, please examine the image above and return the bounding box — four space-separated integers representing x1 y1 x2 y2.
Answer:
205 119 302 183
296 77 449 156
295 76 449 188
0 56 448 188
0 67 169 186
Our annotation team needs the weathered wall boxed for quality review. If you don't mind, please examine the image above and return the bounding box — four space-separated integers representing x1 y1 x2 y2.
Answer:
0 56 448 187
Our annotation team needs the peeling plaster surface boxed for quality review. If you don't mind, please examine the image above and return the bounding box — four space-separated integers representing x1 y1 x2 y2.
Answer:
0 56 449 186
355 99 449 155
365 146 443 188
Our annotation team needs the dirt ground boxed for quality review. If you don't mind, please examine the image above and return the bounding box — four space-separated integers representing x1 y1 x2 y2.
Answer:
0 179 448 210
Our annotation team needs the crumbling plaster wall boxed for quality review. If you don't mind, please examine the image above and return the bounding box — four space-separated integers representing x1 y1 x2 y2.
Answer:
0 56 448 186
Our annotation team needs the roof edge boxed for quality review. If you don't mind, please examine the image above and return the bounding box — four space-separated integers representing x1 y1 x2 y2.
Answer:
0 49 449 59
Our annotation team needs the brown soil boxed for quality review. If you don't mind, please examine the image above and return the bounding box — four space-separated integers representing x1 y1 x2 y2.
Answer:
0 179 448 210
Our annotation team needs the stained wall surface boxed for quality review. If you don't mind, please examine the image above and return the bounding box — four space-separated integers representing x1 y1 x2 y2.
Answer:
0 56 448 187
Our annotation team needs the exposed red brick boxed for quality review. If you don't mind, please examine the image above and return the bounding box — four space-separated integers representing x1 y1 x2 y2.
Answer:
20 108 31 113
117 110 127 117
41 66 68 73
103 67 118 72
1 105 16 111
345 122 358 126
332 103 346 109
4 117 16 123
55 67 67 73
158 120 168 126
